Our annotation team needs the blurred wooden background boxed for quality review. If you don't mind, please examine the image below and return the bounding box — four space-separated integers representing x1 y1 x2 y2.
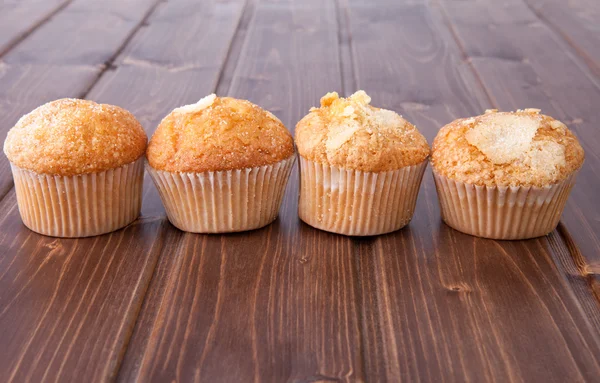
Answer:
0 0 599 381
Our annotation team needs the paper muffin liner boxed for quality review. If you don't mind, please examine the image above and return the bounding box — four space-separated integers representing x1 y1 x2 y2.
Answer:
432 170 578 239
147 155 295 233
298 156 428 236
10 156 144 238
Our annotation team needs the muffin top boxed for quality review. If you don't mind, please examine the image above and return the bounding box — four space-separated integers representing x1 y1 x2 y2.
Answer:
4 98 147 176
431 109 584 187
147 94 294 173
295 91 430 172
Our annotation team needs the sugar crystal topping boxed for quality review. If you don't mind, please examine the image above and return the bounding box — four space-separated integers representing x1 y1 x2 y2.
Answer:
322 90 406 154
465 113 540 164
295 90 430 172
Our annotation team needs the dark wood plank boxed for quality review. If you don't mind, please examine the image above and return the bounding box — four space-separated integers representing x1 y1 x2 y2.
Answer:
0 0 161 198
0 191 169 381
0 0 70 56
1 1 598 382
435 0 600 297
523 0 600 77
0 0 198 381
346 0 600 381
3 0 159 65
85 20 251 380
0 64 98 199
115 0 245 70
78 0 258 380
87 0 247 216
89 67 230 217
118 1 366 381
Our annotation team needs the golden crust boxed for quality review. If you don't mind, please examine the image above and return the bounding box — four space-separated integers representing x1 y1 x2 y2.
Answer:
431 110 584 187
146 95 294 173
295 91 430 172
4 99 147 176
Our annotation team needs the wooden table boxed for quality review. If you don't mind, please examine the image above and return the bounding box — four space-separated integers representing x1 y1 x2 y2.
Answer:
1 0 599 381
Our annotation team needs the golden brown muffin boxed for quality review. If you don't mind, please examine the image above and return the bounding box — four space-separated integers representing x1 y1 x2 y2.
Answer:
4 98 147 176
147 94 294 173
295 90 430 172
3 98 147 238
146 94 295 233
431 109 584 187
431 108 584 239
295 90 429 236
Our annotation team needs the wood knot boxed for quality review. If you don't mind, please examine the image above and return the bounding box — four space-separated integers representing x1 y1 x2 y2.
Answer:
583 263 600 277
445 282 472 294
44 239 61 251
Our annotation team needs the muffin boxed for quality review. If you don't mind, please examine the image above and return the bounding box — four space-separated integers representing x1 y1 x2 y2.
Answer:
295 90 430 236
431 108 584 239
3 98 147 237
146 94 295 233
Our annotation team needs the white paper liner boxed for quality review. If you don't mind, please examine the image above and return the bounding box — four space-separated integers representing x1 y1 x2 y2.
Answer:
298 156 428 236
147 155 295 233
432 170 578 239
10 156 144 238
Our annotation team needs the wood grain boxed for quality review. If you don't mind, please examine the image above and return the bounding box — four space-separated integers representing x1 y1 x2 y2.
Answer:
0 191 169 381
0 0 169 381
87 0 247 217
435 0 600 293
3 0 159 65
0 0 599 381
0 0 161 198
77 0 263 380
0 0 70 56
346 0 600 381
523 0 600 77
0 64 98 199
118 1 366 381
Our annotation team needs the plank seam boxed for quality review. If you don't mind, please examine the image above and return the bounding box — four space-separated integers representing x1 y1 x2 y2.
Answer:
521 0 600 80
337 1 372 378
215 0 257 96
47 0 166 379
76 0 165 100
352 243 369 380
0 0 165 207
112 2 252 379
556 223 600 308
0 185 12 207
430 0 497 108
112 224 183 382
334 0 357 95
0 0 74 58
432 0 600 311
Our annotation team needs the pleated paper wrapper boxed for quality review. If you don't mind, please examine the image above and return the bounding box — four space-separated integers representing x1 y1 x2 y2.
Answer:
433 170 577 239
298 156 428 236
11 156 144 238
147 156 295 233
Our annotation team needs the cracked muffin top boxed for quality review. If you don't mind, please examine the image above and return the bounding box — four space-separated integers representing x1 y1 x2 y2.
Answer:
4 98 147 176
295 90 429 172
147 94 294 173
431 109 584 187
